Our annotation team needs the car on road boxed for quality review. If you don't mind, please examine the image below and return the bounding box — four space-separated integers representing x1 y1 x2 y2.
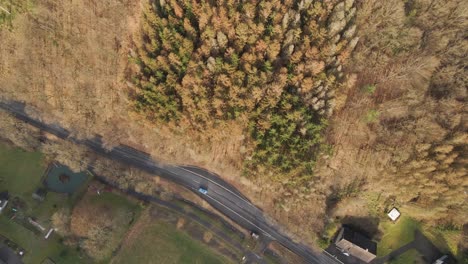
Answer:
198 187 208 195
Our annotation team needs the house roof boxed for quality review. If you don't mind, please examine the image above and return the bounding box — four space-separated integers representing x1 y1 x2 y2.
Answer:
338 226 377 254
0 246 23 264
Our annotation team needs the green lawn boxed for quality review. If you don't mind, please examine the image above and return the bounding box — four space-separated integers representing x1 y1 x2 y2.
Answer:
0 143 60 222
422 227 463 262
388 249 423 264
0 142 92 220
0 143 89 263
378 216 420 256
88 191 139 212
0 143 45 195
113 220 231 264
0 214 88 263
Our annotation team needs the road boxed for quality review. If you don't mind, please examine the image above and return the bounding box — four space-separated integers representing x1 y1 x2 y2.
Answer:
0 100 337 264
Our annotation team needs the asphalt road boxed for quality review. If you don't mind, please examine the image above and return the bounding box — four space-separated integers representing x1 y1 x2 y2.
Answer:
0 100 337 264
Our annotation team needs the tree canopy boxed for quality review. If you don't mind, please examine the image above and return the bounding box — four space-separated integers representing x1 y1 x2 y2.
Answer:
134 0 356 179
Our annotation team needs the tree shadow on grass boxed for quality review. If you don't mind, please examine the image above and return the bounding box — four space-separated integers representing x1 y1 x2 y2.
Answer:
340 215 381 239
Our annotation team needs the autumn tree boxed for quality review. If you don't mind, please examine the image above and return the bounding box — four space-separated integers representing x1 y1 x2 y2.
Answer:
70 192 137 261
134 0 357 181
333 0 468 228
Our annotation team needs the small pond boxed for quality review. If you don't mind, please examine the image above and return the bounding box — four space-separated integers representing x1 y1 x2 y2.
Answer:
43 164 88 194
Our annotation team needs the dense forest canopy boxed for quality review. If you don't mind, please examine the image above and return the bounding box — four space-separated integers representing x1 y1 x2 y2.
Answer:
134 0 357 179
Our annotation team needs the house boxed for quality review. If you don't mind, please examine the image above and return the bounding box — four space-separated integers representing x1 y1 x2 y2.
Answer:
334 227 377 263
0 192 9 214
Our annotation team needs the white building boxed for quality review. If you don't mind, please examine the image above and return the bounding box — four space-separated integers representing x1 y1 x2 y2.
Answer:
387 208 401 222
0 192 9 214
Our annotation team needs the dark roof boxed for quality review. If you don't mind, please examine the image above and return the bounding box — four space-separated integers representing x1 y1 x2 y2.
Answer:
339 226 377 254
0 192 9 201
0 246 23 264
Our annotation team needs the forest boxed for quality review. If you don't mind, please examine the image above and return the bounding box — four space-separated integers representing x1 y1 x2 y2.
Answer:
132 0 467 255
328 0 467 227
133 0 357 180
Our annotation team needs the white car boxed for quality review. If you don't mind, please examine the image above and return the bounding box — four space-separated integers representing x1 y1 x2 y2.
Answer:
198 187 208 195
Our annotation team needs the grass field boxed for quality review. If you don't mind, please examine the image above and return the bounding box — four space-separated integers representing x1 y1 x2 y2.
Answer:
0 143 91 224
388 249 423 264
0 142 88 263
112 212 231 264
264 251 282 264
172 199 246 245
0 215 87 264
422 227 463 262
0 143 45 195
377 216 420 256
88 191 139 212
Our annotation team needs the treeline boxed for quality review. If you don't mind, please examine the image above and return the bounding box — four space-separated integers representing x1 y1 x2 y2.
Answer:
348 0 467 227
134 0 357 179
